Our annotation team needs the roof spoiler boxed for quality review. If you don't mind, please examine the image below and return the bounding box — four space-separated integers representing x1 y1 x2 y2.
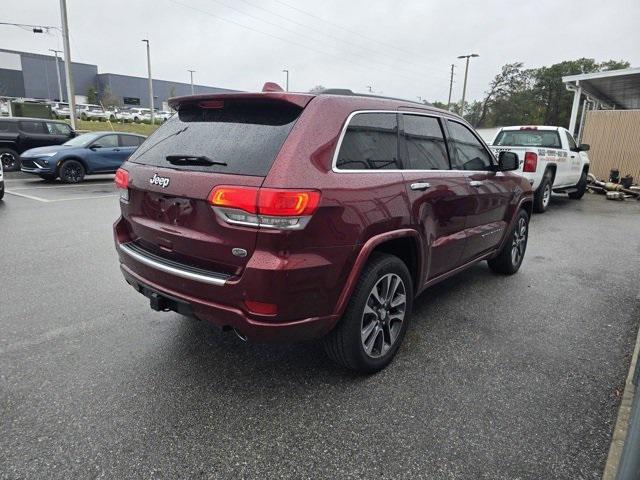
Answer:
169 83 313 110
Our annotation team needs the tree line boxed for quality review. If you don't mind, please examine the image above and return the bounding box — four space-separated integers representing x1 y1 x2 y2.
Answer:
431 58 630 128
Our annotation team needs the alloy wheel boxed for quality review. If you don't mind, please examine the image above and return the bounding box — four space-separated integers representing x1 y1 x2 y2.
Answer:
511 217 527 266
63 164 82 182
361 273 407 358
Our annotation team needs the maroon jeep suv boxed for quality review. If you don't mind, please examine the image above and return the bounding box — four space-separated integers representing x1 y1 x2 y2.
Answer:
113 88 532 372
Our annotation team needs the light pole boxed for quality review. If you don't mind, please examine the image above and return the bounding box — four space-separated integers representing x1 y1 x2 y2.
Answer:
188 69 195 95
142 39 154 125
447 64 455 111
59 0 76 129
49 49 64 102
457 53 479 116
282 69 289 91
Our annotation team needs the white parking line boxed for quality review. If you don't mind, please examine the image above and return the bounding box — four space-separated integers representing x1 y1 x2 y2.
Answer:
9 183 114 190
5 190 118 203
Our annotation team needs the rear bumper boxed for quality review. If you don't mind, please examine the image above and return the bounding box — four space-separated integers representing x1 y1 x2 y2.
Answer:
120 263 337 342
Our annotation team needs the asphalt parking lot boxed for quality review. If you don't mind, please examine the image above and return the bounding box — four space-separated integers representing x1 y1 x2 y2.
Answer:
1 171 639 479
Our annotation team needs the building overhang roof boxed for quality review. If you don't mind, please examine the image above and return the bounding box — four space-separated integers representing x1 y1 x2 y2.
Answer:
563 68 640 109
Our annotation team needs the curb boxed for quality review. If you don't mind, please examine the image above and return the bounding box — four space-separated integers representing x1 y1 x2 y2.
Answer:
602 313 640 480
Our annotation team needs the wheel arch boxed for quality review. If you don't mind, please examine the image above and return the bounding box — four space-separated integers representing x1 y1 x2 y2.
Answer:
333 229 422 318
545 163 557 184
56 156 89 175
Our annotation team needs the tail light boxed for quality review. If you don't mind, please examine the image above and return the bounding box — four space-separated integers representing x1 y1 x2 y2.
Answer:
523 152 538 172
114 168 129 200
208 186 321 230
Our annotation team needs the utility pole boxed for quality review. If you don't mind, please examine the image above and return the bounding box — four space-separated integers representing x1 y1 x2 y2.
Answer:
457 53 479 116
282 69 289 91
49 49 64 102
59 0 76 129
447 64 455 111
367 85 372 93
142 39 154 125
188 69 195 95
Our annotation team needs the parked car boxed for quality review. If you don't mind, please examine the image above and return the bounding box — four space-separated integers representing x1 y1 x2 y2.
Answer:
155 110 174 122
105 107 133 122
51 102 71 119
76 104 108 121
489 126 590 212
0 117 76 171
20 131 145 183
0 157 4 200
113 89 533 372
128 108 151 123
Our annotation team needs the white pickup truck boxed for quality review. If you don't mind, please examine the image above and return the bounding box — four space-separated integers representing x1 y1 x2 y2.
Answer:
489 126 590 212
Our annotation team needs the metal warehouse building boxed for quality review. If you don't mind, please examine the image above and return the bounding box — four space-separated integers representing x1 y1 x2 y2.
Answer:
0 48 235 108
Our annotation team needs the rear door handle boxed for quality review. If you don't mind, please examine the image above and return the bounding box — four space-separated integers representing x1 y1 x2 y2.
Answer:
469 180 485 187
410 182 431 191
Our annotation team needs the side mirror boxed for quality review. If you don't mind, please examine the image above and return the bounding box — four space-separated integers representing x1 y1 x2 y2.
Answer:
497 151 519 171
578 143 590 152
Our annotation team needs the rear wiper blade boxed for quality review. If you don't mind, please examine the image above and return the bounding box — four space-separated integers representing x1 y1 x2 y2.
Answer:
165 155 227 166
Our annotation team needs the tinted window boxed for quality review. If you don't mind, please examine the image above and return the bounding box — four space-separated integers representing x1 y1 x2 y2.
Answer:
119 135 143 147
128 99 302 176
494 129 562 148
92 134 118 148
565 131 578 150
447 121 493 171
19 121 46 134
401 115 449 170
45 122 71 135
336 113 399 170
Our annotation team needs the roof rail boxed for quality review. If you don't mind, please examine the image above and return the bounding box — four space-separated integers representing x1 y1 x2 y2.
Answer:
318 88 432 106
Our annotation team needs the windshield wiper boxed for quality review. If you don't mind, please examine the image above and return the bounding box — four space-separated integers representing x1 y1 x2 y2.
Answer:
165 155 227 166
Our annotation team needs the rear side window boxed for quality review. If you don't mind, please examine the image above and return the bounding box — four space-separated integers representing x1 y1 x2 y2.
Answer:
128 99 302 176
19 121 46 134
335 113 399 170
119 134 143 147
447 120 493 171
401 115 449 170
45 122 71 135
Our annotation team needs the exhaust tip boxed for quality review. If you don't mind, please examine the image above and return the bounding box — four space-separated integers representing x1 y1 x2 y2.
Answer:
232 328 247 342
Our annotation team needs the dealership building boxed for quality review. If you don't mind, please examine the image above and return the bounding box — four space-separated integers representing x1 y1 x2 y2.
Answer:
0 48 236 109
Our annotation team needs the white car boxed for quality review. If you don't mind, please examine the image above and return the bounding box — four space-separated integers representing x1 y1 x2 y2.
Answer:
52 102 71 118
128 108 151 123
155 110 174 122
77 104 108 121
105 107 132 122
490 126 590 213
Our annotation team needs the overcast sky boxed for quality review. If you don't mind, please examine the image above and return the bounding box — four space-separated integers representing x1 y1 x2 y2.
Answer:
2 0 639 102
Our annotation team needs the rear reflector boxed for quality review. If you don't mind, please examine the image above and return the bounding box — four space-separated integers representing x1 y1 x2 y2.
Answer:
523 152 538 172
208 185 320 230
244 300 278 315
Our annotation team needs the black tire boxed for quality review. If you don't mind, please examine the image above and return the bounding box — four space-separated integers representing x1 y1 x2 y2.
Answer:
323 252 414 373
568 170 588 199
0 181 4 200
533 172 552 213
488 209 529 275
39 174 57 182
0 147 20 172
59 160 85 183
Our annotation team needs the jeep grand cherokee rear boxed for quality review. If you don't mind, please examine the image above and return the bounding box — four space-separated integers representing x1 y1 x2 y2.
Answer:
114 89 532 373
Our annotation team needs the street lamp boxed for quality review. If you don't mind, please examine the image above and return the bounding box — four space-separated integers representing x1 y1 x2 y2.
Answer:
457 53 479 116
188 69 195 95
142 39 154 125
282 69 289 91
49 49 64 102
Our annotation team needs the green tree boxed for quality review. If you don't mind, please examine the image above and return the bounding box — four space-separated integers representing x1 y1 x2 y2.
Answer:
86 86 98 104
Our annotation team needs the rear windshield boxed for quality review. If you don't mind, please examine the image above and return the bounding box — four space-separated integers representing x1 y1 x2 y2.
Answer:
128 99 302 176
494 129 562 148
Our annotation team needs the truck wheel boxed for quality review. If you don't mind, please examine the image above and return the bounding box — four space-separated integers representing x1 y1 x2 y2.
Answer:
323 253 413 373
0 148 20 172
533 173 552 213
488 209 529 275
568 171 588 200
59 160 85 183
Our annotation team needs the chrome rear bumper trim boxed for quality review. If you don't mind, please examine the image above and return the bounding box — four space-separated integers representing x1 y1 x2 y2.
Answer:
119 242 229 286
